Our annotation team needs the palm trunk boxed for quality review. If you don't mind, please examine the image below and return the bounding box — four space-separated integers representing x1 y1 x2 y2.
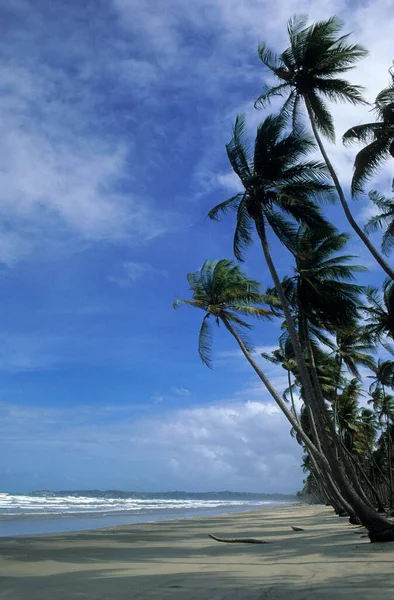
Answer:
253 213 394 540
300 312 376 512
341 443 386 512
221 315 322 461
288 371 299 423
383 385 394 508
333 355 342 435
305 99 394 281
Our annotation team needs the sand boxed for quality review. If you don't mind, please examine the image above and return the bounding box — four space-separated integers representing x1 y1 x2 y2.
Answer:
1 504 394 599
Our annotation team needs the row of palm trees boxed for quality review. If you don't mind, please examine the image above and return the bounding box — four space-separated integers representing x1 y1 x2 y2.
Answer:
175 16 394 542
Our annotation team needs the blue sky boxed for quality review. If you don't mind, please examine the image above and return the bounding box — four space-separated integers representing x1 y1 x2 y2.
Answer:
1 0 394 494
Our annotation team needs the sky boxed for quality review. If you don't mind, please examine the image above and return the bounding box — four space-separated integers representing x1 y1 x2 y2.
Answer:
1 0 394 494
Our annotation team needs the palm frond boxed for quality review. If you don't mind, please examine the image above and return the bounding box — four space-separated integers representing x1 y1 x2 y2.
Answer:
225 115 252 182
208 194 243 221
198 316 213 368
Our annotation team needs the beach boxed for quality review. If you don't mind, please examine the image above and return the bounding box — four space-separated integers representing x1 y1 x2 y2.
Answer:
1 504 394 600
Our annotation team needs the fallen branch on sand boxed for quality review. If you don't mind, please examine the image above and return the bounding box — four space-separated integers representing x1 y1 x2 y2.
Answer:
208 534 270 544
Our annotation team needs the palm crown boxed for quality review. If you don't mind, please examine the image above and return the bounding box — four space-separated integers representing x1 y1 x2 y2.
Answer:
364 181 394 255
343 79 394 195
255 15 368 141
279 226 365 331
173 259 275 367
208 113 332 260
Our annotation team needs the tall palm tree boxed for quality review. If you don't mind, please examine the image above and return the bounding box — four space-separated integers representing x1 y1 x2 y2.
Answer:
343 77 394 195
364 181 394 255
174 258 322 460
208 113 341 489
255 15 394 280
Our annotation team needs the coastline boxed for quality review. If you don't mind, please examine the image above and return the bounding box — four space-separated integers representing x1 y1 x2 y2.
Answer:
2 503 394 599
0 499 297 538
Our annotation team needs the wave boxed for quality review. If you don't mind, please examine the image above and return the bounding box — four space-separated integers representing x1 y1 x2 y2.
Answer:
0 492 296 518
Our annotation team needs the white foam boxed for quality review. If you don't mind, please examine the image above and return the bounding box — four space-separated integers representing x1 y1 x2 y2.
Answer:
0 493 290 517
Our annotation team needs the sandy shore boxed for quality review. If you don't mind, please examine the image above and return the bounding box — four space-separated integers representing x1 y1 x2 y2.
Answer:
1 503 394 599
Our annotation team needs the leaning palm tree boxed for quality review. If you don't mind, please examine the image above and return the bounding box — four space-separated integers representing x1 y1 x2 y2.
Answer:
255 15 394 280
343 77 394 195
175 259 354 517
174 259 322 460
208 113 333 428
364 181 394 256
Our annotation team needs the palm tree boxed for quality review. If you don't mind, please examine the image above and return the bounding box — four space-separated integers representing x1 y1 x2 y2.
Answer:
208 119 394 538
364 280 394 342
369 361 394 507
261 335 300 422
208 111 333 411
255 15 394 280
364 181 394 255
174 258 323 460
333 328 376 379
284 226 365 333
343 77 394 195
208 113 343 491
335 379 363 449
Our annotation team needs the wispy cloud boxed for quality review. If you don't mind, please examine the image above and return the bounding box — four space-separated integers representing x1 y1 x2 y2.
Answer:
109 261 169 286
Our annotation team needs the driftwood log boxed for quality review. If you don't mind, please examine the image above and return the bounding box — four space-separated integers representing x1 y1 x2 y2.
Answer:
208 534 269 544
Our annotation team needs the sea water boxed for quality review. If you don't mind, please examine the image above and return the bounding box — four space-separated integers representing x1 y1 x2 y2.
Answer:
0 491 297 537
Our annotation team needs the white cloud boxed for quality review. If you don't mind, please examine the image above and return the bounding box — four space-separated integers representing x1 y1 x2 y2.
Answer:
109 261 169 286
171 387 191 396
0 397 302 492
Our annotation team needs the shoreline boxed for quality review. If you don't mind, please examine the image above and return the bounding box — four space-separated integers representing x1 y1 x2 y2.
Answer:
2 503 394 599
0 500 299 538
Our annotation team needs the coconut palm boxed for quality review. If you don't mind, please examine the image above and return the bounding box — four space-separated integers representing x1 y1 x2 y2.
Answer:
255 15 394 280
335 379 363 449
343 78 394 195
283 226 365 333
174 258 322 460
364 181 394 255
208 112 333 415
333 328 376 379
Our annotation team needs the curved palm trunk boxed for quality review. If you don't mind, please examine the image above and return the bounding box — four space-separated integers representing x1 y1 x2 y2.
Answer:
299 312 376 511
221 315 352 514
304 99 394 281
221 316 321 460
288 371 299 423
383 385 394 508
253 213 394 540
341 443 386 512
333 355 342 435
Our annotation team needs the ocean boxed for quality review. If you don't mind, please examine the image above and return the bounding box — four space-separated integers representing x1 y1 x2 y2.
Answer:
0 491 298 537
